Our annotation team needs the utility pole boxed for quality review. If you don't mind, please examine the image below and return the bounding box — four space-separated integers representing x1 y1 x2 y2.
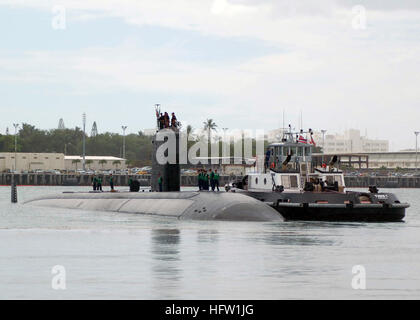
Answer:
321 129 327 166
222 128 229 163
64 142 71 156
82 113 86 171
122 126 128 160
321 130 327 149
222 128 228 139
154 104 161 129
13 123 19 172
415 131 419 174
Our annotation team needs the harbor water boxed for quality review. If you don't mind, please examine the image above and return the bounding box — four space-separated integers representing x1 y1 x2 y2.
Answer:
0 186 419 299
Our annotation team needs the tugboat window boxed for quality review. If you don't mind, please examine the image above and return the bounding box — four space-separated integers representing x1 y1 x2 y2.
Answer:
297 147 303 157
264 178 267 185
255 177 258 184
334 175 343 186
281 176 291 188
290 176 298 188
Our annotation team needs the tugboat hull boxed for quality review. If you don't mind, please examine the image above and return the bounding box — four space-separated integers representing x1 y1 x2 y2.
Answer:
233 190 409 222
273 202 407 222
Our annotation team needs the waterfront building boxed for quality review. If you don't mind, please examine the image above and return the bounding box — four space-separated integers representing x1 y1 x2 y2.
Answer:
313 151 420 170
266 129 285 143
313 129 389 153
366 151 420 169
0 152 65 172
142 128 158 136
0 153 128 173
64 156 127 171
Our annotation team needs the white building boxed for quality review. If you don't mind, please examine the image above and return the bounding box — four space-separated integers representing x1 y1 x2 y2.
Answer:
64 156 127 171
314 151 420 169
314 129 389 154
142 128 158 136
0 153 65 172
266 129 285 143
367 152 420 169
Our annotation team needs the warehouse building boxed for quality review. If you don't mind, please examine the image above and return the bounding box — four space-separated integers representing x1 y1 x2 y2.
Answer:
313 151 420 170
0 152 65 172
366 151 420 169
64 156 127 171
0 153 127 173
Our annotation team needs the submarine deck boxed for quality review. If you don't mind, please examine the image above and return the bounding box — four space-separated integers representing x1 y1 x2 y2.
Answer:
24 191 284 222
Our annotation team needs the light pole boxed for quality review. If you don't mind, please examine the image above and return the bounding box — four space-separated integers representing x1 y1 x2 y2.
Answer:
154 104 161 129
222 128 228 140
13 123 19 172
321 130 327 149
222 128 229 162
122 126 128 160
82 113 86 171
321 129 327 166
415 131 419 173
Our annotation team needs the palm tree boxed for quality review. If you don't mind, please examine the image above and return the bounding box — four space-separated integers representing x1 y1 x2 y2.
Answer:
86 159 93 170
186 125 194 138
203 119 217 143
112 160 121 170
99 159 107 170
72 159 81 171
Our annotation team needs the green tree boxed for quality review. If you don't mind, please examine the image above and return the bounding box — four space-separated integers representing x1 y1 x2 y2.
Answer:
203 119 217 143
0 134 17 152
0 123 155 167
99 159 107 169
186 125 193 138
86 159 94 170
112 160 121 169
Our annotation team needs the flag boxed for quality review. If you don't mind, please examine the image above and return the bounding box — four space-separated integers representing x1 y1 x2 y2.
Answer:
298 135 307 144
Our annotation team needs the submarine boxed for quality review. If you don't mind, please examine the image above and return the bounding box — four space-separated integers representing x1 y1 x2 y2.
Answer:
25 191 282 221
24 127 283 222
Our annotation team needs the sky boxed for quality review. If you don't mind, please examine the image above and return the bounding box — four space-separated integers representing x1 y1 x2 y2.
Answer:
0 0 419 150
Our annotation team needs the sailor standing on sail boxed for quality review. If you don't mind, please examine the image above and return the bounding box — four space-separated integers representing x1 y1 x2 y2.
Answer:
171 113 177 129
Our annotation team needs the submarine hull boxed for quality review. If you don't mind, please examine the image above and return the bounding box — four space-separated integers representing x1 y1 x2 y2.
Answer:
24 191 283 222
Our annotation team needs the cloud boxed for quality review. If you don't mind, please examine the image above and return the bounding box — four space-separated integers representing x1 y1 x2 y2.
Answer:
1 0 420 149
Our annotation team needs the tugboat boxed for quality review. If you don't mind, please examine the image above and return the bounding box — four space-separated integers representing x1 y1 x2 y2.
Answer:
226 126 409 222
